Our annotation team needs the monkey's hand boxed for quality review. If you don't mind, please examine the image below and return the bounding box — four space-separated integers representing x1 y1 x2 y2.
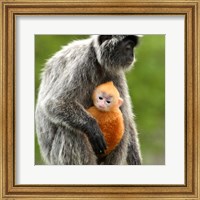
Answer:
85 119 107 155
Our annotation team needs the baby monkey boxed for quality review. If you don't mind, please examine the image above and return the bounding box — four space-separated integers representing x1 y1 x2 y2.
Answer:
87 81 124 156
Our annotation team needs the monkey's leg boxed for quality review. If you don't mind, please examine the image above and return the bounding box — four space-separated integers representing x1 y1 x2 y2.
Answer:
35 109 57 164
126 123 142 165
50 126 97 165
36 108 98 165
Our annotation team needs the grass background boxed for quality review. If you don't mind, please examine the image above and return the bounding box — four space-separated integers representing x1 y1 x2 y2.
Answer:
35 35 165 165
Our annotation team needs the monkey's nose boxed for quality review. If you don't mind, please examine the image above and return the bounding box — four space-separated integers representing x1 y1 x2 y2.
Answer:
99 103 105 109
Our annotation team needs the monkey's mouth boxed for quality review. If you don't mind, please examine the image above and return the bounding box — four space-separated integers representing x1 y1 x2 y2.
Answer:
125 59 134 67
98 106 108 112
98 105 104 109
127 60 133 65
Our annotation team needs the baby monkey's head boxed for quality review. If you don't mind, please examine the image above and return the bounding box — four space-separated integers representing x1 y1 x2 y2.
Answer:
92 81 123 112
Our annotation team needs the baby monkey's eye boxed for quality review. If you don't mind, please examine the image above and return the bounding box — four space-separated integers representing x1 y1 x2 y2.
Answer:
99 96 103 100
106 100 111 104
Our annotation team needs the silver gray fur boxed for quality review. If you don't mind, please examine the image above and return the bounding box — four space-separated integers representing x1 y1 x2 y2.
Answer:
35 35 142 165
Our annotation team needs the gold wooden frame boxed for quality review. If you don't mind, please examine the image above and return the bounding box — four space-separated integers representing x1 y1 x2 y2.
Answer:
0 0 200 199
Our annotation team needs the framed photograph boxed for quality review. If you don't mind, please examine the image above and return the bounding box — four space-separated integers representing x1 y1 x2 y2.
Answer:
1 0 200 199
35 34 165 167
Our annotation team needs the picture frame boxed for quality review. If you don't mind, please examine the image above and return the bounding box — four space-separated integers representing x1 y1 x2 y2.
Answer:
0 0 199 199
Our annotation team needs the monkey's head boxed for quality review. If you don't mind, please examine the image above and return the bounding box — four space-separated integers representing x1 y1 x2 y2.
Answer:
93 35 139 72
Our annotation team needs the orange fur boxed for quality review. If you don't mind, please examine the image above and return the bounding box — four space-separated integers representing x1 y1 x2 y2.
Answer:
87 82 124 155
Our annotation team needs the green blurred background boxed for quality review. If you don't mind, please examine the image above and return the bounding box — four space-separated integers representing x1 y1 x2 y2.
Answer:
35 35 165 165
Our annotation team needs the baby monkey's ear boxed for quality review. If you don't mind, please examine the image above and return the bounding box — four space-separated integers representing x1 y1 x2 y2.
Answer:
98 35 112 45
118 97 124 107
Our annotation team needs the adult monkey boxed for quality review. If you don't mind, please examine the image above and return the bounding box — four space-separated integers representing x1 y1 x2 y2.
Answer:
35 35 142 165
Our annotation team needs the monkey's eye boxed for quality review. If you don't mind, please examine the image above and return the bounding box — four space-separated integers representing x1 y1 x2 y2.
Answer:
99 96 103 100
126 41 134 50
126 44 132 50
106 100 111 104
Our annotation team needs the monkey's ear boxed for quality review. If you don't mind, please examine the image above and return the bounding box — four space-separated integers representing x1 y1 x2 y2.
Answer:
98 35 112 45
118 97 124 107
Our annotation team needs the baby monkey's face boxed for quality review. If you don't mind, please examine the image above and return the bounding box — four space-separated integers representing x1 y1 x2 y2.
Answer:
94 91 114 112
92 82 124 112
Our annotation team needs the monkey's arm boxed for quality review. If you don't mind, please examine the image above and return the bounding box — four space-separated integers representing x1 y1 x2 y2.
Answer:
42 98 107 155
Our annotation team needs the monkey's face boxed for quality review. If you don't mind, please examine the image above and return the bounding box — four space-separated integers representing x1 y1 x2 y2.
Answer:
96 35 138 72
93 91 115 112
